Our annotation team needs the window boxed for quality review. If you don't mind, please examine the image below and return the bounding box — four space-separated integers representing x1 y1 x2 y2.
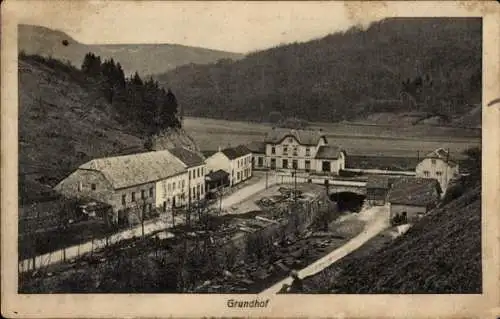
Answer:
232 169 234 177
149 187 153 197
163 201 167 212
189 170 191 180
270 158 276 169
178 181 182 189
293 146 298 156
258 157 263 167
288 138 293 143
271 146 276 155
197 168 201 178
131 192 136 202
173 182 176 191
423 170 430 177
148 204 152 212
431 159 436 165
167 183 171 191
305 160 311 171
283 146 288 155
282 159 289 169
305 148 311 157
237 172 241 180
122 194 126 205
181 180 185 188
141 190 145 199
292 159 298 169
91 183 96 191
322 161 331 172
436 171 443 176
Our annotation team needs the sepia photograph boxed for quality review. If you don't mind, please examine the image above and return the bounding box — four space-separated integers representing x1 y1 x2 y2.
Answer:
2 1 499 318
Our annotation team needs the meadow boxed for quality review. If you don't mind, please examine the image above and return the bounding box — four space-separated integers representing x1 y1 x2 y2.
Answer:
183 117 481 159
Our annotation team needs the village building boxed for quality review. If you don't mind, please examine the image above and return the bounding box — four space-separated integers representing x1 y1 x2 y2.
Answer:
263 128 346 175
386 177 442 225
205 169 231 198
415 148 459 194
365 175 394 206
168 147 207 204
54 150 187 224
246 141 267 169
205 145 253 187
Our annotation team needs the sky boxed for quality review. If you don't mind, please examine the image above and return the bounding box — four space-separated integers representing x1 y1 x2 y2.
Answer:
12 1 481 53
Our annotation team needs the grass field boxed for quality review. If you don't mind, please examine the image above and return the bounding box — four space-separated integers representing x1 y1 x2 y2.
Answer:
183 117 481 158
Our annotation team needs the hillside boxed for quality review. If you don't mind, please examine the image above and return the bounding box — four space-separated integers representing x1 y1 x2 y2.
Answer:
18 55 197 204
299 179 481 293
154 18 481 125
18 24 244 76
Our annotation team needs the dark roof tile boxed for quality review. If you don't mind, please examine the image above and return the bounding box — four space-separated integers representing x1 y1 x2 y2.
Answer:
169 147 205 167
221 145 252 160
315 145 344 159
387 177 442 206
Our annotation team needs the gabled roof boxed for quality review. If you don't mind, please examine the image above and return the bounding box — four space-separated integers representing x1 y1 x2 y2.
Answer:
78 150 186 190
424 148 458 167
387 177 442 206
315 145 344 160
168 147 205 168
221 145 252 160
264 129 326 146
366 175 391 189
246 141 266 154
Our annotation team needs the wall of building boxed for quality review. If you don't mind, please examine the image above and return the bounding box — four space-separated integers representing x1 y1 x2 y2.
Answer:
206 152 231 176
231 154 253 186
367 188 388 205
55 169 114 207
314 156 344 175
389 203 427 224
155 172 190 212
188 164 206 202
265 135 321 171
416 158 459 193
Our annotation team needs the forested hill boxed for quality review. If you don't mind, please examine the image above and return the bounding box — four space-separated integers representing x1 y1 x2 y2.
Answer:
18 53 198 204
18 24 244 76
154 18 482 123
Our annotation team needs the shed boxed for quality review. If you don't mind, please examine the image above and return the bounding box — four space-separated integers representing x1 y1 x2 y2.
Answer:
386 177 442 225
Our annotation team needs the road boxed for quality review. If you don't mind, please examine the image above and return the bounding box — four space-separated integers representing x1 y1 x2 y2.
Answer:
19 171 280 273
259 204 390 295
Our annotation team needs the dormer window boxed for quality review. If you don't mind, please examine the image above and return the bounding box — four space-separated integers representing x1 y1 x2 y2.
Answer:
271 146 276 155
288 138 293 143
305 148 310 156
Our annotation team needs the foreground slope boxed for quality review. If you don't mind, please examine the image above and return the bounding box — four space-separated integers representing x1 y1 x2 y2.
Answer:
301 180 481 293
155 18 481 124
18 24 244 76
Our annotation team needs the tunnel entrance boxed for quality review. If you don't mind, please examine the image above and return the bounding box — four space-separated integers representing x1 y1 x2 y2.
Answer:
330 192 366 213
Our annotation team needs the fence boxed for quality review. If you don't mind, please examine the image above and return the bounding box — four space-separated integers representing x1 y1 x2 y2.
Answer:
19 213 180 273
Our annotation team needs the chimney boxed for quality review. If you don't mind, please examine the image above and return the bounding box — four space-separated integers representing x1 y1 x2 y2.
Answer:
218 146 221 152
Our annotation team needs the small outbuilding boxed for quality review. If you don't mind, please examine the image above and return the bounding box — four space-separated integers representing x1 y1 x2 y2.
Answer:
386 177 442 225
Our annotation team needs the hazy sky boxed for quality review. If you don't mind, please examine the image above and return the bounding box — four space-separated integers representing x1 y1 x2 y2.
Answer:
14 1 478 53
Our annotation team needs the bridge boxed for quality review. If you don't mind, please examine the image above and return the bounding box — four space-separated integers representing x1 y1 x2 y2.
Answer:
276 172 366 195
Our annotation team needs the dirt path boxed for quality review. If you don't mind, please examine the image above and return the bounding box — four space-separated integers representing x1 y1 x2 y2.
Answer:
259 205 390 295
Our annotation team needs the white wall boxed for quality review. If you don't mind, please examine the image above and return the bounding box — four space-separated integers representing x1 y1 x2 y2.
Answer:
188 164 206 202
231 154 253 186
416 158 459 193
155 172 189 209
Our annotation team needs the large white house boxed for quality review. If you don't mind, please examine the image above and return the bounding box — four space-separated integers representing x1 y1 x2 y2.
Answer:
168 147 207 204
259 128 346 175
415 148 459 194
205 145 253 186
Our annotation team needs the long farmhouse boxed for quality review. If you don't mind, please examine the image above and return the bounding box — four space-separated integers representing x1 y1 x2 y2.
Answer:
55 148 207 225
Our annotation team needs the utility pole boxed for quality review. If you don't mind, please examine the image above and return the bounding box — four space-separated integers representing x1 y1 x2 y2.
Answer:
218 185 223 216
